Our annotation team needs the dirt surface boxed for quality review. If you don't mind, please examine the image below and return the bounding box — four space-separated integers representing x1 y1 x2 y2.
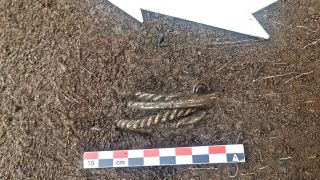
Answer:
0 0 319 179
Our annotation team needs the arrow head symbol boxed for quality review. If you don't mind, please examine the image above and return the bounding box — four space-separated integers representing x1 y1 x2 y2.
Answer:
109 0 278 39
109 0 144 22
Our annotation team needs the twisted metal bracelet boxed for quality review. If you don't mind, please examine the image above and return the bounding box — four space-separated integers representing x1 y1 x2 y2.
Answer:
175 111 208 127
134 92 186 101
115 83 214 130
115 108 195 130
128 93 217 110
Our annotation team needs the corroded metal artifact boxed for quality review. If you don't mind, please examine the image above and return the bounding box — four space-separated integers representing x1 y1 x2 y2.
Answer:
115 108 195 130
127 93 217 110
115 84 216 130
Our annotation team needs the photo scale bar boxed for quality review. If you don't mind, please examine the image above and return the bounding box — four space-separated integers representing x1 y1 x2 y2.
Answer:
83 144 245 168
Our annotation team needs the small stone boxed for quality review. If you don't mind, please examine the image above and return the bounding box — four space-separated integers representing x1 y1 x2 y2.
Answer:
68 110 75 119
155 32 164 44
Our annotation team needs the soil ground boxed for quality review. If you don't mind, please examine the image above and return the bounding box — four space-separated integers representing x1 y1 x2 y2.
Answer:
0 0 319 179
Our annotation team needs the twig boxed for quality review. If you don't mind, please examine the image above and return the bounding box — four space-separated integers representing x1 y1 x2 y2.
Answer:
188 167 218 170
279 157 292 161
7 74 16 84
229 164 239 178
272 21 293 29
61 92 74 103
215 60 232 73
214 137 225 142
90 127 102 131
296 26 317 33
240 172 255 176
0 76 4 86
113 43 129 59
236 132 242 143
258 166 269 170
284 71 314 84
303 39 320 49
175 39 257 52
307 155 317 159
305 101 315 104
58 62 66 71
51 80 80 103
66 87 86 102
264 92 286 97
43 92 54 108
272 20 317 38
308 8 315 12
80 66 97 78
307 7 319 14
209 39 256 46
253 72 295 83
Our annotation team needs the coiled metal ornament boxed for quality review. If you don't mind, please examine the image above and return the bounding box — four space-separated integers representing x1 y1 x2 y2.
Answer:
115 84 216 130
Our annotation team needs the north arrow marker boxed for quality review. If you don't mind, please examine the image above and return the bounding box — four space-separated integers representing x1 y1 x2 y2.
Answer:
109 0 278 39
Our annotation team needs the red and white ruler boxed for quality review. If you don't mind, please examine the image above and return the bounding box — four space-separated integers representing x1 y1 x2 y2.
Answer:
83 144 245 168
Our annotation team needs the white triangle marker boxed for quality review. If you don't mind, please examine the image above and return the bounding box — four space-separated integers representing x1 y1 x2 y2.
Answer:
109 0 278 39
232 154 239 162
